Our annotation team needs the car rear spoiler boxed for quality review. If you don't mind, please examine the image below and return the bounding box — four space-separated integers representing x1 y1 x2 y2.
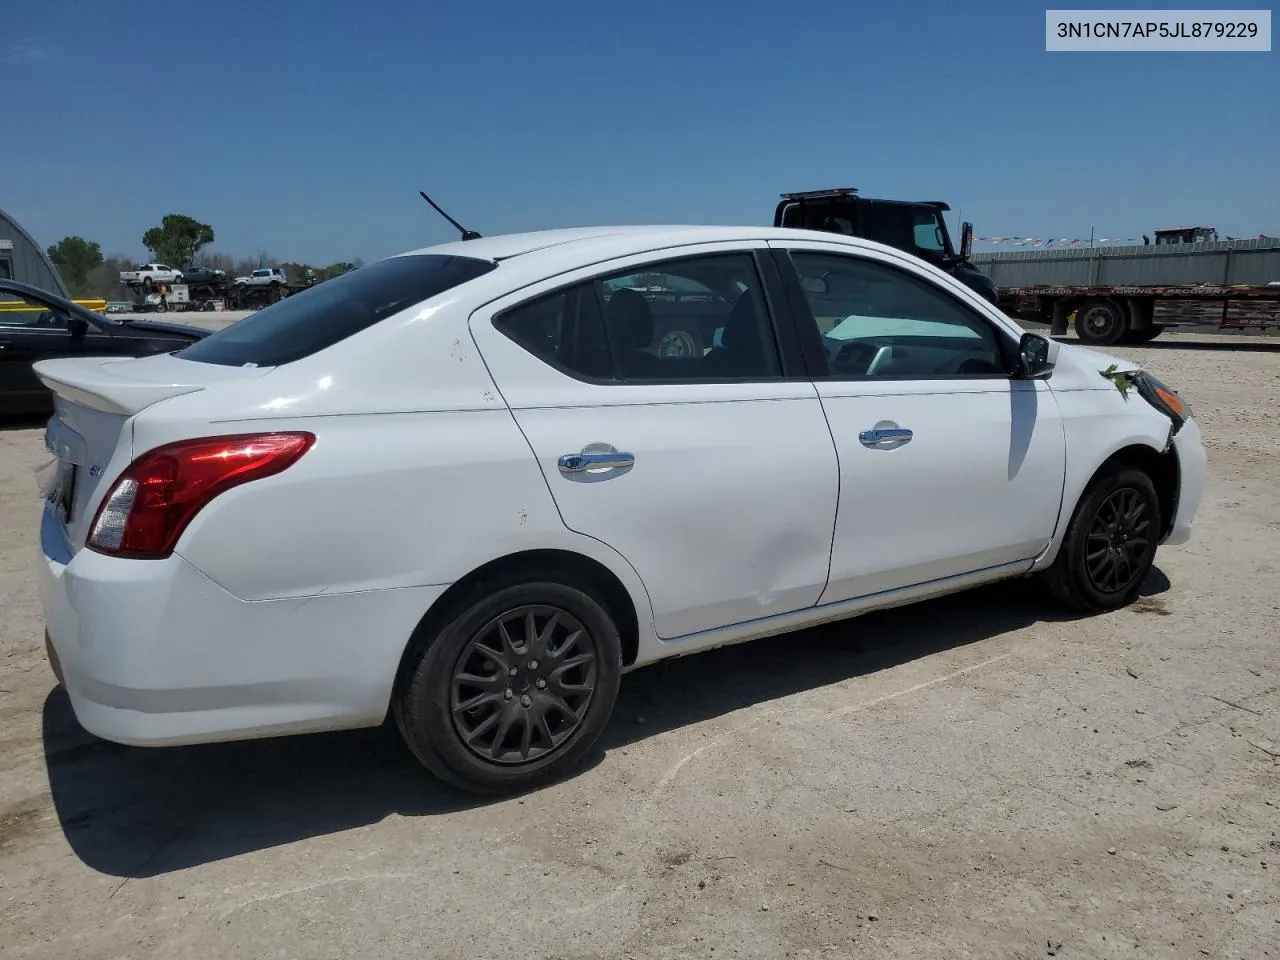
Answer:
33 356 207 416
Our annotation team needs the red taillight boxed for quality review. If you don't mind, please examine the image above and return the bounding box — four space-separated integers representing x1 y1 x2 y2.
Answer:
87 432 315 559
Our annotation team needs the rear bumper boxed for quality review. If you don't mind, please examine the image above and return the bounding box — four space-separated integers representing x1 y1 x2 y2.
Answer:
1165 417 1207 546
37 503 444 747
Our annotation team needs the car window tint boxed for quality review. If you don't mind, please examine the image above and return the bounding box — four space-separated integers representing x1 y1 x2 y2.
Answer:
599 252 780 381
789 252 1007 379
0 299 68 329
493 281 615 380
177 254 497 367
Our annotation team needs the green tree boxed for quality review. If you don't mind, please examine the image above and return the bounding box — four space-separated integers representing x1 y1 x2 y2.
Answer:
47 236 104 296
141 214 215 270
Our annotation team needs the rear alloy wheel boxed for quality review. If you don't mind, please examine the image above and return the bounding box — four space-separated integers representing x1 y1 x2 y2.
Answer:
394 580 621 794
1042 467 1162 612
1074 298 1129 346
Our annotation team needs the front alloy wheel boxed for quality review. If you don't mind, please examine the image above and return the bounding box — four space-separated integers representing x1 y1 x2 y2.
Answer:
1083 487 1153 596
1042 466 1162 612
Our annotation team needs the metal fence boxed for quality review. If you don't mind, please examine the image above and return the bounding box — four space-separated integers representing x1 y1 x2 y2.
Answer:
972 237 1280 287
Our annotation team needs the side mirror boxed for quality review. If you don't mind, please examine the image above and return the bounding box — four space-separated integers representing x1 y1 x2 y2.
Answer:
1015 331 1056 379
959 221 974 261
800 276 829 295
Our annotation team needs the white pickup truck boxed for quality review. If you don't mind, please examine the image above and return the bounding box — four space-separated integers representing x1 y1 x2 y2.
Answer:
119 263 184 286
232 267 288 287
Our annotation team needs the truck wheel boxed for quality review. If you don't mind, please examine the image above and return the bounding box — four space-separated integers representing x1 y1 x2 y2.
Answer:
1074 298 1128 346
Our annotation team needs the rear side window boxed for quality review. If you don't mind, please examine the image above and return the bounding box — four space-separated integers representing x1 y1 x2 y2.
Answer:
177 254 496 367
493 252 781 383
494 282 616 380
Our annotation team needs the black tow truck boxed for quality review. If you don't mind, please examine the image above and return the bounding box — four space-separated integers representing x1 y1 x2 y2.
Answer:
772 187 999 305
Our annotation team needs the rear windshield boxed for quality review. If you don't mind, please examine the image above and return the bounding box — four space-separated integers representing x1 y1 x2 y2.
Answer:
177 254 497 367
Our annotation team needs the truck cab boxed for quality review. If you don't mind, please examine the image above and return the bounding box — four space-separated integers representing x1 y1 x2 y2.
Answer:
1153 226 1218 245
773 187 999 305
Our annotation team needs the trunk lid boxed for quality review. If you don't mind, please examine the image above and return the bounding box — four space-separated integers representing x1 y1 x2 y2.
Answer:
34 353 272 550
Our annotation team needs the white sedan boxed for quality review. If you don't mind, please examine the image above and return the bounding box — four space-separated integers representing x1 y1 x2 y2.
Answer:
34 225 1206 794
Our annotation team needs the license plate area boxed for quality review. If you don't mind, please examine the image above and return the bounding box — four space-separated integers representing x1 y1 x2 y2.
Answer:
46 459 78 525
42 416 86 526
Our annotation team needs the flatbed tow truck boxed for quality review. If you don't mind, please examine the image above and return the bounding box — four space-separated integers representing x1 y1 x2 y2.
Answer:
118 272 316 313
997 281 1280 345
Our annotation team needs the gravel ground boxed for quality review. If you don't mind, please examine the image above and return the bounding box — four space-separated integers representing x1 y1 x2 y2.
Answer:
1 331 1277 960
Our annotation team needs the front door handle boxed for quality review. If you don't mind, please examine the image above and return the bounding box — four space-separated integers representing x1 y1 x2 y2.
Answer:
859 427 913 449
558 445 635 476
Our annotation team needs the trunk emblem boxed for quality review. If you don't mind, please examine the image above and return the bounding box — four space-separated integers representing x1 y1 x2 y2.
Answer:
88 465 103 478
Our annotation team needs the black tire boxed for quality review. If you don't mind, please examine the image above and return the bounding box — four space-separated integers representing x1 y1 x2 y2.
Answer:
394 577 622 795
1074 298 1129 346
1041 466 1162 613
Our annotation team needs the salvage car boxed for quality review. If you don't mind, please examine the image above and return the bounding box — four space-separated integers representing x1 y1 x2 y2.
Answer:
177 266 227 287
33 225 1205 794
0 279 208 418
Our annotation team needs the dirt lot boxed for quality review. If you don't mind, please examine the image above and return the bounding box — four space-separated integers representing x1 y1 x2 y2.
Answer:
1 331 1277 960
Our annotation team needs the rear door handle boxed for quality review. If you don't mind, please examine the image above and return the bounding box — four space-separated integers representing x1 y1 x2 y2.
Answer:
558 447 635 475
859 427 913 449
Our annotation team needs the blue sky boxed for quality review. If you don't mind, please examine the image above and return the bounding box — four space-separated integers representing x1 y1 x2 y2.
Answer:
7 0 1277 263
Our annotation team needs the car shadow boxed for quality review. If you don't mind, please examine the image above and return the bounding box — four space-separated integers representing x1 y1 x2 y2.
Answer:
43 570 1171 879
1044 332 1280 352
1120 337 1280 353
0 413 49 432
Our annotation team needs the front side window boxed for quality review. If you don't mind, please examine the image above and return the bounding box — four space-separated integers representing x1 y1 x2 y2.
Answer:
494 252 782 382
912 214 946 253
178 253 497 367
789 252 1008 379
0 292 68 330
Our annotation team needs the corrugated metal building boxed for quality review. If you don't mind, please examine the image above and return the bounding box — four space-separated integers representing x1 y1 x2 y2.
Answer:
0 206 70 297
972 237 1280 288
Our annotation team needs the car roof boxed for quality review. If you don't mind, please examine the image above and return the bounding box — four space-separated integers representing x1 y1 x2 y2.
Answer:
391 224 903 281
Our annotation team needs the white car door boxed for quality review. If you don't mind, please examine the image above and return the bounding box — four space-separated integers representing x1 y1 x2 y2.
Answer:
767 239 1067 604
469 242 840 640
